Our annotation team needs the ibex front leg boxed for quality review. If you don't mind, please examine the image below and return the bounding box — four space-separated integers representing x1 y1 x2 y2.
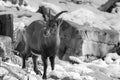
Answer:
32 55 42 75
49 56 55 70
22 54 26 68
42 55 48 79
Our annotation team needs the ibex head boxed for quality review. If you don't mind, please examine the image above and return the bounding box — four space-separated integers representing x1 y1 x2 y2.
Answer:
44 10 68 36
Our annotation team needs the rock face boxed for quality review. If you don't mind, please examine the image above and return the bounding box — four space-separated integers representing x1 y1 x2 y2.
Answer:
3 0 24 6
112 2 120 14
98 0 120 12
81 29 119 57
61 7 119 58
0 14 13 40
0 14 14 61
0 36 12 61
59 21 83 60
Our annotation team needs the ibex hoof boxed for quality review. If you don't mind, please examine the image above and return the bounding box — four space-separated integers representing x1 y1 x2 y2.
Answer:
35 70 42 75
42 75 47 79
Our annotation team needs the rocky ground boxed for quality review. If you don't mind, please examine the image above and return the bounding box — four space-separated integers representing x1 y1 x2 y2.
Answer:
0 0 120 80
1 54 120 80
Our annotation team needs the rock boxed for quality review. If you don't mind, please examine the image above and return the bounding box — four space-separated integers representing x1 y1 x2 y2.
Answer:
69 56 84 64
0 1 6 6
73 64 94 74
67 72 81 80
3 1 13 7
40 0 108 12
2 0 24 6
107 64 120 79
11 0 18 4
67 0 90 5
105 53 120 64
115 58 120 65
0 36 12 61
0 14 13 60
112 7 120 14
81 76 96 80
79 56 87 62
90 0 108 8
0 67 8 77
21 5 38 12
106 53 120 59
65 64 93 75
112 3 119 14
23 75 28 80
4 60 21 68
92 59 108 67
116 2 120 7
0 43 5 61
88 70 113 80
10 54 22 67
48 64 69 79
3 75 18 80
58 61 73 69
28 74 42 80
62 77 72 80
63 8 119 58
58 62 94 75
18 0 24 6
105 56 114 64
59 20 83 60
82 40 116 58
49 70 69 79
60 21 83 61
98 0 120 12
22 0 28 6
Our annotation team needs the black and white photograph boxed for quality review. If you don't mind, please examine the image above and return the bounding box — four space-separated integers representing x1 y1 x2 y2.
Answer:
0 0 120 80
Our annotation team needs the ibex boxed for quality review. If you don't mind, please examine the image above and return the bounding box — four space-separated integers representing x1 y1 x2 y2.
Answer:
22 10 68 79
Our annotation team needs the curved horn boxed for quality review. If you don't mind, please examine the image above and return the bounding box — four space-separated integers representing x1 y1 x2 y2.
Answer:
48 9 51 21
53 10 68 21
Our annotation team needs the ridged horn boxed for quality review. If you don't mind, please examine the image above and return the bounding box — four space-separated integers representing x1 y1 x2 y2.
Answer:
53 11 68 21
48 9 51 21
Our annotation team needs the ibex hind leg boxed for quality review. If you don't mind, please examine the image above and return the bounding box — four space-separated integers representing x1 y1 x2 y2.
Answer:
22 46 31 69
22 52 32 69
32 55 42 75
49 56 55 70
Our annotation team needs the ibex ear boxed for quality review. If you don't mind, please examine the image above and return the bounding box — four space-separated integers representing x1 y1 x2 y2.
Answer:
45 8 51 22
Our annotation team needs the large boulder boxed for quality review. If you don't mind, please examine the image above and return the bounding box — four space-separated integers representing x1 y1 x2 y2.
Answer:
0 36 12 61
0 14 13 40
98 0 120 12
112 2 120 14
81 29 118 57
59 21 83 60
61 7 120 58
